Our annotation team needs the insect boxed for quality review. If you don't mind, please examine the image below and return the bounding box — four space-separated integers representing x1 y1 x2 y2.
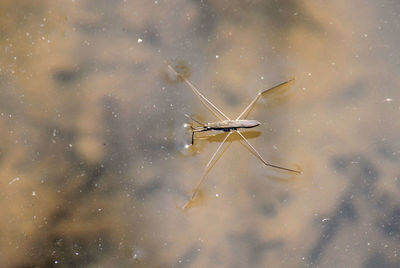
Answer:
167 65 301 209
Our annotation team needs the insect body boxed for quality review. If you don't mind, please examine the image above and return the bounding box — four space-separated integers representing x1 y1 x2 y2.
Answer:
193 119 260 132
205 119 260 130
168 65 301 209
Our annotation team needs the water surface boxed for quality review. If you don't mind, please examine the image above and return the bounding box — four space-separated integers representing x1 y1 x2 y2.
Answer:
0 0 399 267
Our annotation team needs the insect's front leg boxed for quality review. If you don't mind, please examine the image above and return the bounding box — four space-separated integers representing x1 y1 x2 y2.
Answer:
191 127 209 145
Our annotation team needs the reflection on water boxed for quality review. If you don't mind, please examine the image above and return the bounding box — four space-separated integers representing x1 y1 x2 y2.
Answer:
0 0 399 267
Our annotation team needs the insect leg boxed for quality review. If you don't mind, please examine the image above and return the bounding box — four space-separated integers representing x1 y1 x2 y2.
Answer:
236 78 295 120
168 65 231 121
236 130 301 174
183 132 233 209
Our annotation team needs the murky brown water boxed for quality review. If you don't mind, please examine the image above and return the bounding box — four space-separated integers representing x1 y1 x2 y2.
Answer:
1 1 399 267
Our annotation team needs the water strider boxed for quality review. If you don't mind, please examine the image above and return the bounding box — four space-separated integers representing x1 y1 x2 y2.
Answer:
167 65 301 209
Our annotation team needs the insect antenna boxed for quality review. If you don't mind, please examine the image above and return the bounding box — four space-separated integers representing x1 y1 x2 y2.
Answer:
184 114 205 126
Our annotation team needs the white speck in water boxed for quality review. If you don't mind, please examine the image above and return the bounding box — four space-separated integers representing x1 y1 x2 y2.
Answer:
385 98 393 102
32 191 36 196
297 129 301 133
183 123 189 128
54 260 59 264
215 193 219 197
308 73 312 76
131 248 145 260
9 177 20 184
75 252 79 256
69 144 73 148
184 144 190 149
261 76 264 80
302 87 306 90
215 55 219 59
322 218 329 222
363 33 368 38
137 38 143 43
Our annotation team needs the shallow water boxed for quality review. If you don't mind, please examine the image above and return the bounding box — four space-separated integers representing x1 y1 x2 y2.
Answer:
0 0 399 267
